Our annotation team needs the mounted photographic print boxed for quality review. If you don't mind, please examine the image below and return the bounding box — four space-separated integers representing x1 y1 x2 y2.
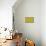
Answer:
25 17 34 23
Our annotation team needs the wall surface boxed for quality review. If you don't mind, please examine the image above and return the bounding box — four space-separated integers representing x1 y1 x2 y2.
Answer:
0 0 16 39
41 0 46 46
0 0 16 30
13 0 41 46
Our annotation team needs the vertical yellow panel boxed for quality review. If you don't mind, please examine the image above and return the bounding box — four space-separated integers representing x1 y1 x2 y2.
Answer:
25 17 34 23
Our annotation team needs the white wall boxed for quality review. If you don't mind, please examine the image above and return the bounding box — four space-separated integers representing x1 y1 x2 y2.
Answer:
0 0 16 30
41 0 46 46
13 0 41 46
